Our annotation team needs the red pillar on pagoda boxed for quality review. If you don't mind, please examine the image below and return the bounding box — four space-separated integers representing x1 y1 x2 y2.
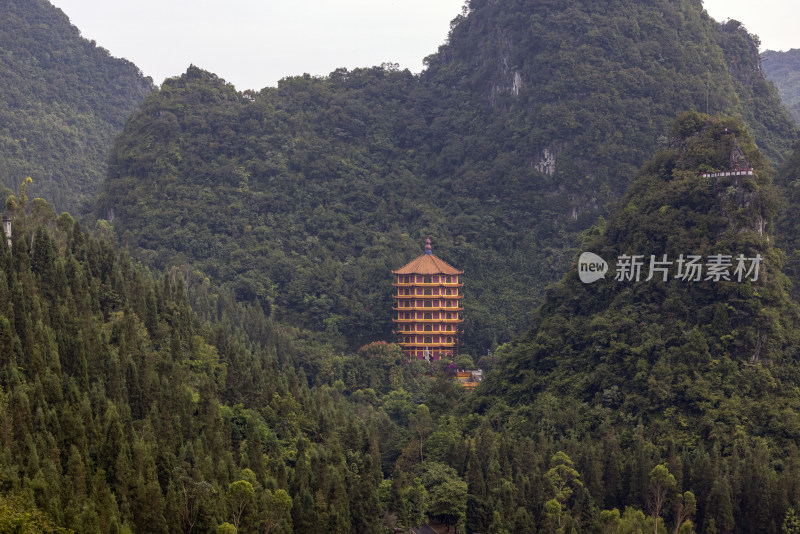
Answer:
391 238 464 360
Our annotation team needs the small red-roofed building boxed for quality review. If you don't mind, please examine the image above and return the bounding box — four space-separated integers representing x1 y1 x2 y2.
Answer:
392 238 463 360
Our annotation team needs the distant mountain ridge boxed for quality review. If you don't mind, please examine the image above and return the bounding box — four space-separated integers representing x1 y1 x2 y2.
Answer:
98 0 798 354
762 48 800 123
0 0 153 212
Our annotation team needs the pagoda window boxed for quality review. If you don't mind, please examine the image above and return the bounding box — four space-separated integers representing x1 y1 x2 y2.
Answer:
446 289 452 295
447 337 452 343
424 337 432 344
424 288 432 295
446 313 452 319
424 301 432 307
446 276 451 283
405 313 410 319
447 301 452 307
424 312 432 319
424 276 431 284
424 325 432 332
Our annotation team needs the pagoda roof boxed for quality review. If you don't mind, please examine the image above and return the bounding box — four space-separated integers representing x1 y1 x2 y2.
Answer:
392 253 463 275
393 237 463 275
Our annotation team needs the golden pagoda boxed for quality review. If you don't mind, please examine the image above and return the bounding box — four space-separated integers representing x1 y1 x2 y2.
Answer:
391 238 463 359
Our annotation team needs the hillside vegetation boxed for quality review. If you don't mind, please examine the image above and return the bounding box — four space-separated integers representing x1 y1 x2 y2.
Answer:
762 49 800 123
10 113 800 534
469 112 800 534
6 1 800 532
0 0 153 212
97 0 798 356
0 187 470 533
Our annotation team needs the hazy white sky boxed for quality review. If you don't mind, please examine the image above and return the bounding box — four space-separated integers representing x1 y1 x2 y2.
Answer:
48 0 799 91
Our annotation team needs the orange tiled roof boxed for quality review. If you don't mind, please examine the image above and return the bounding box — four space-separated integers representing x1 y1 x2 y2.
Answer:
392 253 463 275
392 237 463 275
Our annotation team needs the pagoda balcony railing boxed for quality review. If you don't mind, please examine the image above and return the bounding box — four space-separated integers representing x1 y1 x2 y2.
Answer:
393 294 463 299
394 327 461 333
392 282 463 288
392 318 464 323
394 295 464 305
392 306 464 312
398 342 456 349
392 319 464 327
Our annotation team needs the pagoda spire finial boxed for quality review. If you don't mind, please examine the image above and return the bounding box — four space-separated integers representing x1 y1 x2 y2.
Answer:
424 237 432 255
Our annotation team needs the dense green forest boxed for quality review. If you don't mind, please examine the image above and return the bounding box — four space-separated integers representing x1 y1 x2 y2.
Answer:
0 0 153 212
96 0 797 357
471 112 800 534
774 141 800 302
0 185 470 533
6 0 800 532
9 114 800 534
762 49 800 123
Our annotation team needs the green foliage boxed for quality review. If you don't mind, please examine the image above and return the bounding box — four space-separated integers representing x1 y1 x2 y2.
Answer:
547 451 583 508
215 523 237 534
226 480 254 531
260 489 292 534
459 115 800 533
418 462 467 529
774 141 800 301
97 0 797 358
649 465 676 533
762 49 800 123
0 493 72 533
0 195 418 532
784 508 800 534
0 0 153 212
8 1 800 532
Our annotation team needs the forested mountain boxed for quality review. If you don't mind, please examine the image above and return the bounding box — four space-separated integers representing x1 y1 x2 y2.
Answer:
6 1 800 531
762 49 800 123
0 0 153 212
97 0 798 356
774 141 800 301
0 188 470 532
469 112 800 534
9 114 800 533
